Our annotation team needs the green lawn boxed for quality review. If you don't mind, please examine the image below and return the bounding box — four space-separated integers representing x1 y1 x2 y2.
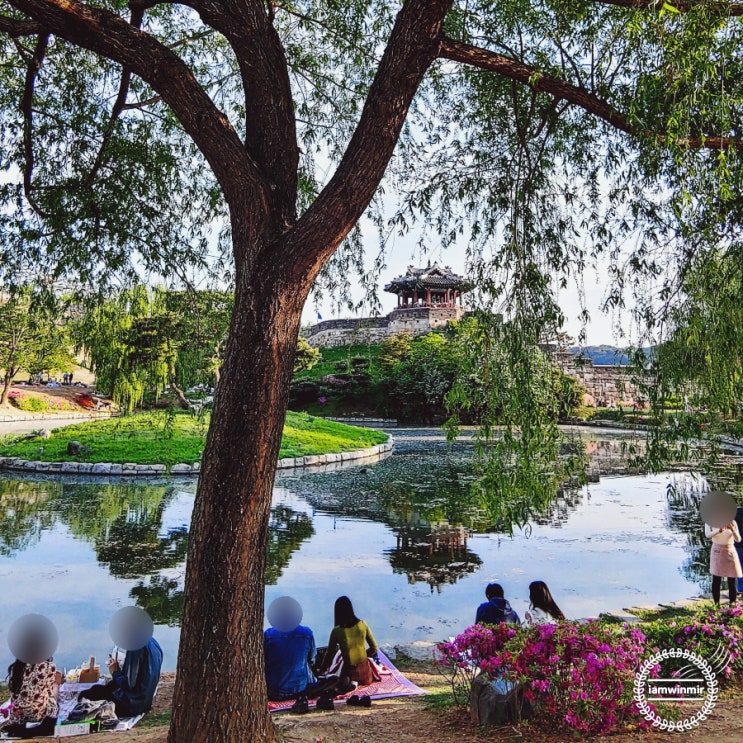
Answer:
0 410 387 467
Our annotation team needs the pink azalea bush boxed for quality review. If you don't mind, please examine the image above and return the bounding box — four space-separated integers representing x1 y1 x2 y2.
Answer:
507 621 648 734
642 603 743 681
436 622 519 706
438 621 647 734
438 605 743 735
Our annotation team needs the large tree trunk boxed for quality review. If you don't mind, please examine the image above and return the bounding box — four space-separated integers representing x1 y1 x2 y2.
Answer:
168 249 306 743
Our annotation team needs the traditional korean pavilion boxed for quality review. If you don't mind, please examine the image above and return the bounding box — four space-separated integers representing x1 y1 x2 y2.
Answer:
306 262 471 347
384 262 471 308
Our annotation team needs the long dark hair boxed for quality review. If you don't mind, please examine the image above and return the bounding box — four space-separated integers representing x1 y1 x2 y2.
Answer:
334 596 360 628
7 660 26 696
529 580 565 620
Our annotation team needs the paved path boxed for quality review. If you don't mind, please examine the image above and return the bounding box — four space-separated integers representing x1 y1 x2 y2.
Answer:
0 417 92 437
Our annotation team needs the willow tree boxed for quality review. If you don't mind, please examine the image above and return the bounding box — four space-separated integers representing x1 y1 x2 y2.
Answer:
1 1 741 741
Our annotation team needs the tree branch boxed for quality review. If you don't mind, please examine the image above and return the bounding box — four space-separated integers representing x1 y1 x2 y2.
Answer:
591 0 743 15
0 13 42 36
83 8 143 188
440 37 635 137
7 0 265 211
169 0 299 228
282 0 454 280
21 32 53 219
439 37 743 151
122 95 162 110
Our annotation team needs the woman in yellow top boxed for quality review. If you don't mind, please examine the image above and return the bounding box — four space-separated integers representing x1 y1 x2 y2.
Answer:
323 596 379 687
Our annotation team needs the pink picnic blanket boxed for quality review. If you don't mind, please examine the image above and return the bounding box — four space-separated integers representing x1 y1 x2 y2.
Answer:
268 650 425 712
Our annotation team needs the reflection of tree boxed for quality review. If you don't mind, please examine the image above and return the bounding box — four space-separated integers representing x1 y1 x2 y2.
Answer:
0 476 315 625
130 503 314 627
265 505 314 585
97 523 189 579
130 575 184 627
0 479 59 555
530 485 586 528
52 483 170 546
666 475 713 591
376 467 492 532
386 522 481 593
48 483 188 579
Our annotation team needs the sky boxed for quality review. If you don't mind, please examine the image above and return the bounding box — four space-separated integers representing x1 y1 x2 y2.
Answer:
300 225 636 348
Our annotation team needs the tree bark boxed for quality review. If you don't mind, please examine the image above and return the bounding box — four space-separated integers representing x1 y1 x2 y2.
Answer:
169 382 191 411
168 240 306 742
0 373 12 406
165 5 454 738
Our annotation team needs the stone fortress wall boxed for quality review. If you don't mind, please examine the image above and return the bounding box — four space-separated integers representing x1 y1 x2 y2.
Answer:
552 351 643 406
305 306 466 348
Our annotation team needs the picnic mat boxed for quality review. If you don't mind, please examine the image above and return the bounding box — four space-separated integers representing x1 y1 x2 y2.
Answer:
268 650 425 713
1 683 143 737
56 683 143 731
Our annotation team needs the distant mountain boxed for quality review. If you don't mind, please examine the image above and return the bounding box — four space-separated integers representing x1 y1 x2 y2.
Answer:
567 345 636 365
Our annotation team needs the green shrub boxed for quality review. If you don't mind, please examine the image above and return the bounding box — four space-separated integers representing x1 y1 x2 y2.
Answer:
10 395 49 412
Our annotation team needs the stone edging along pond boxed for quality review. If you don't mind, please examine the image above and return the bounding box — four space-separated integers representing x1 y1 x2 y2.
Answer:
0 437 395 477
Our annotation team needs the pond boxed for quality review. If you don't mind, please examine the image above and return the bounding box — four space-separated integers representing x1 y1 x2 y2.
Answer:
0 427 710 672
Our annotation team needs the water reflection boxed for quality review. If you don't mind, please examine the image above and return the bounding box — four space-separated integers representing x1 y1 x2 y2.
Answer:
0 479 57 555
388 522 481 592
0 428 736 672
0 478 315 630
266 505 314 585
130 576 184 627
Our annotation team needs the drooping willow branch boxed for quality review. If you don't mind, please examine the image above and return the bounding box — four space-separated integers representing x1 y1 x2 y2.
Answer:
83 7 143 188
439 37 743 151
21 32 53 219
591 0 743 16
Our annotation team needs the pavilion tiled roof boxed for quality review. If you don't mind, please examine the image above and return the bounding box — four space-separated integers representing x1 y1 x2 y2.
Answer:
383 263 471 294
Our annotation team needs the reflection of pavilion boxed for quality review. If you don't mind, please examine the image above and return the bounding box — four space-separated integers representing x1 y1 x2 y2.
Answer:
387 521 481 593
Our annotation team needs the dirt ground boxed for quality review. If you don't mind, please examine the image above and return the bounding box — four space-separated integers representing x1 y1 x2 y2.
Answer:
0 365 110 419
14 664 743 743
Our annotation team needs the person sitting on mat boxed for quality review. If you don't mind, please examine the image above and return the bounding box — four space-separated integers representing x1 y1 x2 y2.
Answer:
78 635 163 717
1 658 60 737
320 596 379 688
1 614 61 739
264 596 341 712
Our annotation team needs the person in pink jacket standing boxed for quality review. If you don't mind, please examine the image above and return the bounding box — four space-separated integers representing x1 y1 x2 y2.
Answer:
705 519 742 604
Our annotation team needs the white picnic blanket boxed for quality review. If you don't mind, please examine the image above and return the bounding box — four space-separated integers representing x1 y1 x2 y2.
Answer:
1 683 143 736
57 683 143 731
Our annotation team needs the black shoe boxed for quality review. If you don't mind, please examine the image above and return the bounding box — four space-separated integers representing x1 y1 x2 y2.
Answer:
347 694 361 706
316 693 334 711
359 695 372 708
290 696 309 714
337 679 358 695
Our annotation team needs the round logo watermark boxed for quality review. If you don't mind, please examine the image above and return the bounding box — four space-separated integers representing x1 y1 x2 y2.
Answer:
634 648 718 731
